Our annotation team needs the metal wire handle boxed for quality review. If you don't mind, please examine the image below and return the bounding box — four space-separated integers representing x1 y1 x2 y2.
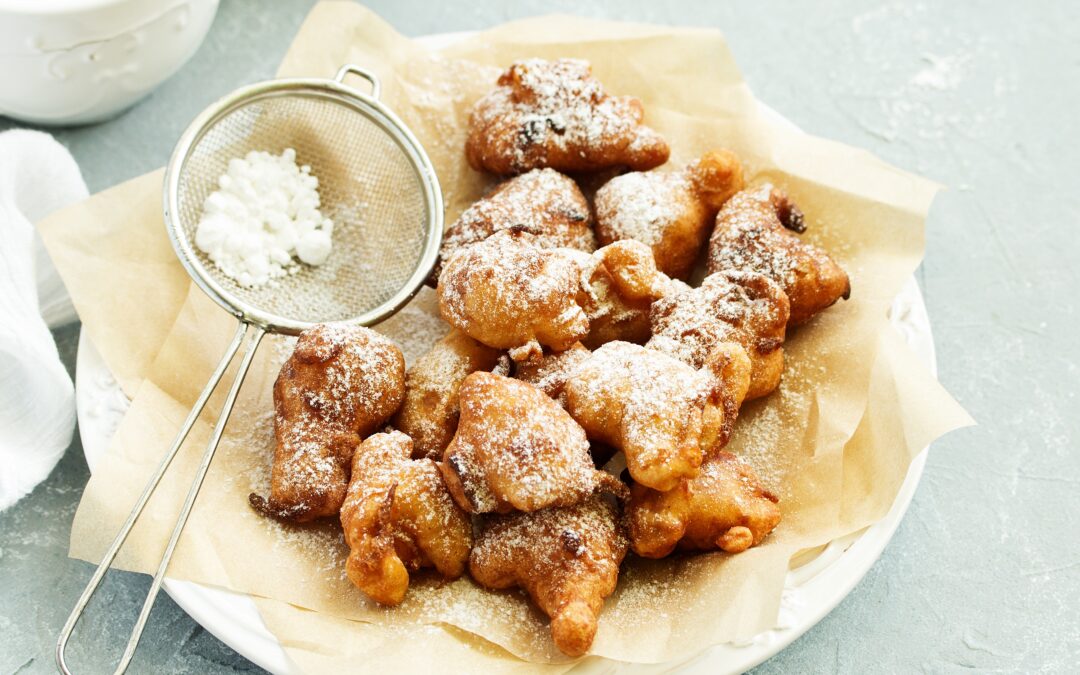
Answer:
56 62 441 673
56 322 265 674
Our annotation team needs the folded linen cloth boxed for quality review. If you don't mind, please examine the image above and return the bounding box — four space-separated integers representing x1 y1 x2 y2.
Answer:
0 129 87 510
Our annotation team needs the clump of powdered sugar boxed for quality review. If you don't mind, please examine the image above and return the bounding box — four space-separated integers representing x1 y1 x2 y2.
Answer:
195 148 336 287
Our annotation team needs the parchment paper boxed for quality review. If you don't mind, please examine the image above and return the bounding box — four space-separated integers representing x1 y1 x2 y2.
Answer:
43 1 973 668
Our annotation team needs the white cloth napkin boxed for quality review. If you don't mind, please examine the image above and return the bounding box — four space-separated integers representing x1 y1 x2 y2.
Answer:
0 130 87 511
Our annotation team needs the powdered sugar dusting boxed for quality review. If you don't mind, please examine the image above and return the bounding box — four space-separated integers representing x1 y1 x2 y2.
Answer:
438 229 588 356
514 343 592 403
392 329 501 459
595 171 690 247
267 324 405 517
569 342 714 477
648 271 788 371
467 58 668 174
505 59 634 167
446 373 602 513
470 495 626 591
285 324 400 421
707 185 798 288
439 168 595 271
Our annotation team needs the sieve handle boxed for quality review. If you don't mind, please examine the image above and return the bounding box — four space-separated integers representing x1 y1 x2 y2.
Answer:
334 64 381 100
56 322 265 675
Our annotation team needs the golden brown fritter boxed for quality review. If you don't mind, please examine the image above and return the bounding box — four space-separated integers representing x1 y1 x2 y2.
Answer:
513 341 592 405
249 324 405 523
571 239 690 348
391 329 503 461
340 431 472 606
595 149 746 279
438 372 626 514
707 184 851 325
625 451 780 558
438 228 589 362
466 58 670 175
469 495 628 657
563 341 750 492
700 336 754 447
439 232 683 360
433 168 595 283
647 270 790 401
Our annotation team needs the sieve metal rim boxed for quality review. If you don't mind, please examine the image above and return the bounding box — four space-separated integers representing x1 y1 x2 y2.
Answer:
162 69 444 335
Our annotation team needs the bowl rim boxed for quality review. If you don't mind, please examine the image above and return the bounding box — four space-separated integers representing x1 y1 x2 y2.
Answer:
0 0 171 15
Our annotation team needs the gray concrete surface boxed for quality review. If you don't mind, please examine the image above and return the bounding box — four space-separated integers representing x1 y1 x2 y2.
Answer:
2 1 1077 673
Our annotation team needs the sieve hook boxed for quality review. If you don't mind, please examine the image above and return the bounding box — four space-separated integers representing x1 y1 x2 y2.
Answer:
334 64 381 99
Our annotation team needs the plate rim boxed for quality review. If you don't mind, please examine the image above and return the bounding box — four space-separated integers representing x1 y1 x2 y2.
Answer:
74 279 934 675
73 30 937 675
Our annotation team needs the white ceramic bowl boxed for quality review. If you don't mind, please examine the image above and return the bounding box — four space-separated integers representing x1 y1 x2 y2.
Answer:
0 0 219 125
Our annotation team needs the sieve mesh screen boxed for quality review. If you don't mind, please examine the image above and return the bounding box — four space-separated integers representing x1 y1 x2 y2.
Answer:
172 89 433 328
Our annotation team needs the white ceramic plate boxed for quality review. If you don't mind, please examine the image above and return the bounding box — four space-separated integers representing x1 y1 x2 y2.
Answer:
76 31 937 675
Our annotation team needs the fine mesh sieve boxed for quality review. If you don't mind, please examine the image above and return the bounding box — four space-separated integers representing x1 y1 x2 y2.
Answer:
58 65 443 675
166 64 443 332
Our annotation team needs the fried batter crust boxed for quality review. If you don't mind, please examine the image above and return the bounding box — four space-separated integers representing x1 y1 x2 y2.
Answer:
249 324 405 523
596 149 745 279
438 228 589 362
438 372 626 514
563 341 749 492
433 168 595 283
340 431 472 605
648 271 790 401
625 451 780 558
466 58 669 175
571 239 690 348
707 184 851 325
513 341 592 405
438 231 683 361
392 329 502 460
469 495 628 657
